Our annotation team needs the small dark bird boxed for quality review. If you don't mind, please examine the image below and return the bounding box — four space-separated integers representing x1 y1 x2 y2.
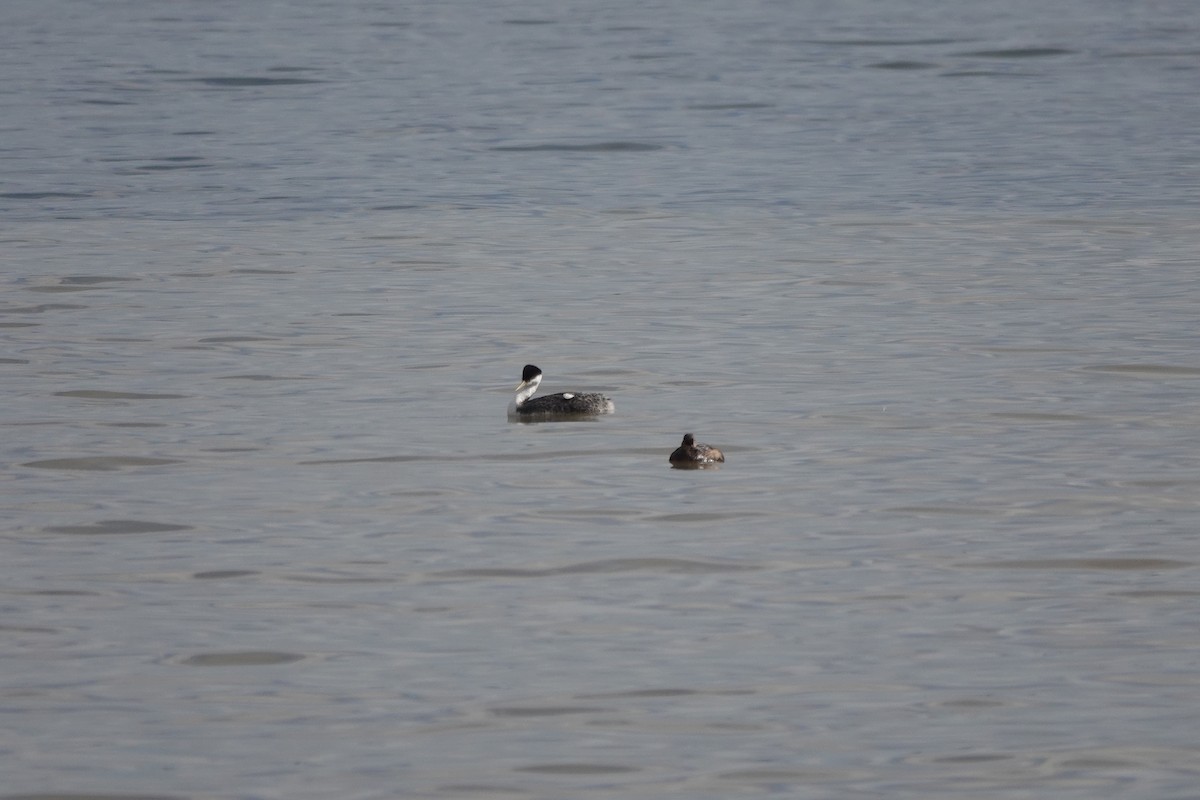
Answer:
669 433 725 468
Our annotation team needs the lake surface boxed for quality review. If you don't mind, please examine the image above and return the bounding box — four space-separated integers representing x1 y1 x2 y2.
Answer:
3 1 1200 797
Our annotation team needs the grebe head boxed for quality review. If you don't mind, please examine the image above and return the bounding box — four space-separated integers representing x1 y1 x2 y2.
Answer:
680 433 696 448
514 364 544 405
519 364 543 386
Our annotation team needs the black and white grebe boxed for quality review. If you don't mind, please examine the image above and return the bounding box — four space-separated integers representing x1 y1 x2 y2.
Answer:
669 433 724 467
508 364 615 420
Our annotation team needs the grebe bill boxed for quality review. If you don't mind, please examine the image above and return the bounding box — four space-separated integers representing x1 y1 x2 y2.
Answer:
509 364 615 419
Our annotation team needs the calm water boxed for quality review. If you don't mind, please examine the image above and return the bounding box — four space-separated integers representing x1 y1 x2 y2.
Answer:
3 1 1200 798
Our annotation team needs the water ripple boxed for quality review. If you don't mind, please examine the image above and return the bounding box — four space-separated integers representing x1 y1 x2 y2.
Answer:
491 142 665 152
42 520 192 535
23 456 181 471
432 558 760 579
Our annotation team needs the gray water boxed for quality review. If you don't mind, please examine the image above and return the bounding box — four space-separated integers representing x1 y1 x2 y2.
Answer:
3 1 1200 798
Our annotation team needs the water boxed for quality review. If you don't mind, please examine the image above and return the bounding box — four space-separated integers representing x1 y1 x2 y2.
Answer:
3 1 1200 797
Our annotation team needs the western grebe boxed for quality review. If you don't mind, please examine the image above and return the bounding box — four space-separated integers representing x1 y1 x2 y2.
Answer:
669 433 725 467
509 364 615 420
